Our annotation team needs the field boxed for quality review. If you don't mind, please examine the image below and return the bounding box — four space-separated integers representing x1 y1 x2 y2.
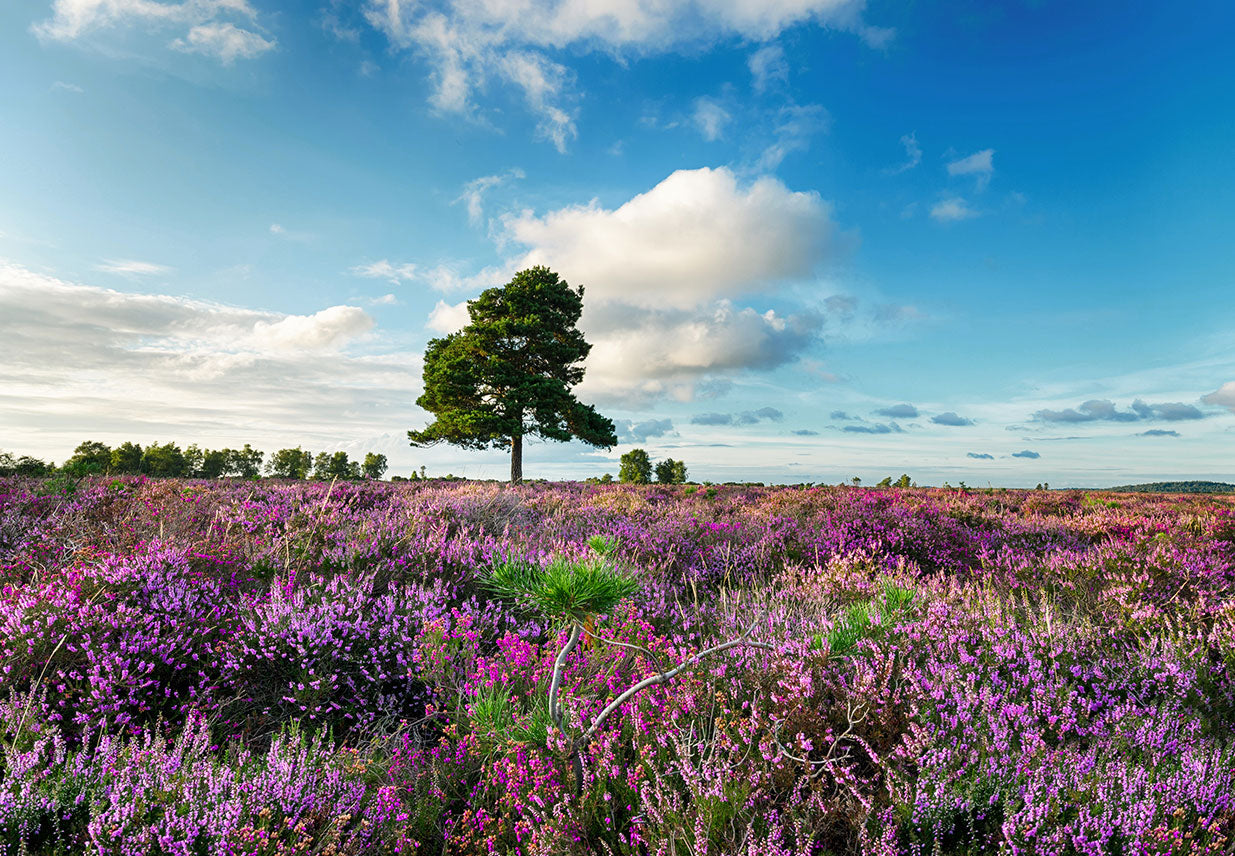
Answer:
1 477 1233 855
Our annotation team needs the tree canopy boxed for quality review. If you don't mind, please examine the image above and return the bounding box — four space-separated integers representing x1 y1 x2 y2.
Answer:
408 266 616 483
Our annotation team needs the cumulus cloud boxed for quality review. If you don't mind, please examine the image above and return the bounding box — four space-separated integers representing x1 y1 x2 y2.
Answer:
616 418 674 443
96 258 172 275
411 167 849 403
425 299 471 334
966 452 993 459
691 97 731 141
1011 450 1040 459
34 0 274 63
830 410 853 420
1034 398 1204 423
843 422 901 434
875 403 917 418
0 261 415 457
580 301 823 402
947 148 994 190
1202 382 1235 412
931 411 974 426
930 197 979 222
793 428 819 436
504 167 833 310
1139 429 1180 437
748 44 788 92
691 406 783 426
359 0 889 147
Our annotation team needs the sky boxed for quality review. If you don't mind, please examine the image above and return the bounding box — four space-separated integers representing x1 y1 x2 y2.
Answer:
2 0 1234 487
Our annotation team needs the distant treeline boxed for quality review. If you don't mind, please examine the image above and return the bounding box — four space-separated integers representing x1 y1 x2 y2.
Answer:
0 441 393 481
1107 481 1235 494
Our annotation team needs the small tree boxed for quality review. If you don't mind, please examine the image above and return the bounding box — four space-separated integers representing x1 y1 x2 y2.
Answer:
268 447 313 479
63 441 112 476
111 441 144 475
200 449 229 479
894 473 912 489
655 457 688 484
409 266 617 484
361 452 388 480
228 444 264 479
183 444 204 478
618 449 652 484
143 442 187 477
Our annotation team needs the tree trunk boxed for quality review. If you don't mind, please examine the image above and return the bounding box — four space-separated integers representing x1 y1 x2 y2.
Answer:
510 434 523 484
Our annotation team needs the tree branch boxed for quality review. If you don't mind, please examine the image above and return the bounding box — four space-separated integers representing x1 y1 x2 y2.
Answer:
575 625 772 745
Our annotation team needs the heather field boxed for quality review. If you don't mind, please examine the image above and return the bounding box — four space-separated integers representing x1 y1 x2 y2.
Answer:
1 478 1233 856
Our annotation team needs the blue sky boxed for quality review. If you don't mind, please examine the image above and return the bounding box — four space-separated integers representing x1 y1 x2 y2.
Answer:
2 0 1234 486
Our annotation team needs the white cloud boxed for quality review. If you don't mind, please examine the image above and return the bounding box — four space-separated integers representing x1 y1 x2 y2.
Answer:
755 102 829 171
33 0 274 64
51 81 85 93
170 21 274 63
885 131 921 174
502 166 833 310
0 261 416 459
748 44 788 92
426 299 471 334
1202 382 1235 413
947 148 994 190
269 223 311 242
456 168 525 226
692 97 731 141
350 259 419 285
930 197 979 222
96 258 173 275
359 0 889 148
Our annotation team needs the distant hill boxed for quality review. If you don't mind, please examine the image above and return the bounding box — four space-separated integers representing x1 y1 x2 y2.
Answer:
1107 481 1235 494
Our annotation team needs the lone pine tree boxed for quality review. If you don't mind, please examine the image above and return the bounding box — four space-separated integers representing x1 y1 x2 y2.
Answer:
408 266 616 484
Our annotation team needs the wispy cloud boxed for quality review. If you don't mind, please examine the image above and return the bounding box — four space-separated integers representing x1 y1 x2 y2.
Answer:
359 0 888 150
930 197 979 222
350 260 419 285
748 44 788 93
96 258 173 276
966 452 993 459
931 411 974 426
1011 449 1040 459
456 168 524 226
691 97 731 141
885 132 921 174
947 148 995 190
51 81 84 94
34 0 274 65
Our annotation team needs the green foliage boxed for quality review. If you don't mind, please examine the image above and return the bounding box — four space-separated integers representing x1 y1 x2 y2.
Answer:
110 441 144 474
812 580 917 658
483 554 639 623
1108 480 1235 494
227 444 264 479
0 452 52 477
361 452 388 480
895 473 913 489
142 442 187 477
877 476 893 488
618 448 652 484
62 441 111 476
655 457 688 484
408 266 616 483
268 447 313 479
